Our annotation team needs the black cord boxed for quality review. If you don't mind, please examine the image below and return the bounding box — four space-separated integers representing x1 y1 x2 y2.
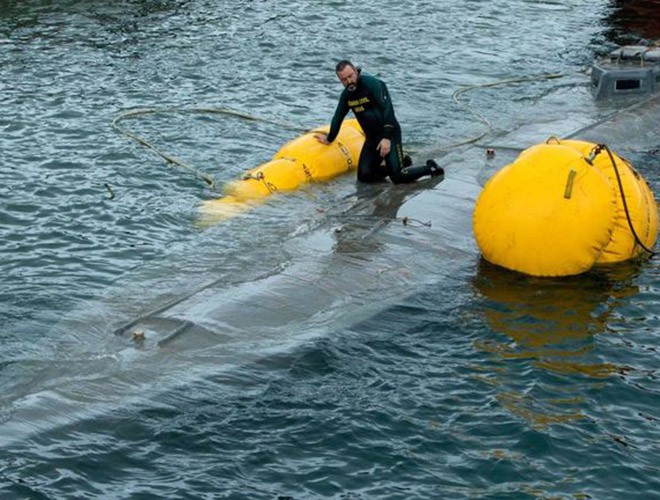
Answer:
593 144 656 257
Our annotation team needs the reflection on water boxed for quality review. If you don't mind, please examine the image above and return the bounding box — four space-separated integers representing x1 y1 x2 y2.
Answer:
330 182 411 255
473 259 640 372
471 259 644 427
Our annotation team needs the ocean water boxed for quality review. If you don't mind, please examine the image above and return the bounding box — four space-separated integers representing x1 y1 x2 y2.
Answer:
1 0 659 498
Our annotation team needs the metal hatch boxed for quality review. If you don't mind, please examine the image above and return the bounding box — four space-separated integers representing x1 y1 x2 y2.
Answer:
591 45 660 99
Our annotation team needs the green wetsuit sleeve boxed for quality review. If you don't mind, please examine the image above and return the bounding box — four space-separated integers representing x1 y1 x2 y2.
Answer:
326 93 350 143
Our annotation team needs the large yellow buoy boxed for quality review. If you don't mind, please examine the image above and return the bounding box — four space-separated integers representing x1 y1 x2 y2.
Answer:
199 119 364 222
473 138 658 277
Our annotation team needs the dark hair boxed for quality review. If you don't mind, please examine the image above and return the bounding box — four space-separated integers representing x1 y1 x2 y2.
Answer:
335 60 356 73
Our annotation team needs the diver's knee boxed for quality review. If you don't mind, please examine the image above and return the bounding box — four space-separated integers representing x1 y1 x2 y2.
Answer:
358 169 387 183
358 173 382 183
388 172 411 184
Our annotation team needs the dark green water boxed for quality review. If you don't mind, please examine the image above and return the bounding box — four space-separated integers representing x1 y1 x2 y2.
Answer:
1 1 659 498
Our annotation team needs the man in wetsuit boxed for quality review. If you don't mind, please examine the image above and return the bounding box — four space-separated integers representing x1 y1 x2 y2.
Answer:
315 60 442 184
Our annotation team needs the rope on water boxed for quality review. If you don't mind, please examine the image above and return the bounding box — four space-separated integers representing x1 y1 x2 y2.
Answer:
113 75 569 188
111 106 308 191
425 73 567 155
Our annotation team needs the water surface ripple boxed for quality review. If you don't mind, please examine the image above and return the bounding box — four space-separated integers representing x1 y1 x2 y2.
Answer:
1 0 659 498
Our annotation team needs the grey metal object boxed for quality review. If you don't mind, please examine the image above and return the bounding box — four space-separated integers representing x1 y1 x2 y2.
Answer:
591 45 660 99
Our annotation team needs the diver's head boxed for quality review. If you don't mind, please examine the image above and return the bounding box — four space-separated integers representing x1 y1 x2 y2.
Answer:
335 60 360 92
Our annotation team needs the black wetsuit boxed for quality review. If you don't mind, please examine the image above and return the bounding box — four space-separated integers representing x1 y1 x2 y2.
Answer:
326 72 432 184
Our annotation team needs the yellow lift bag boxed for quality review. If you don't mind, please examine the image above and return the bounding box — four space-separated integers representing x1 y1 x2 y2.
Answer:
473 138 658 277
200 119 364 221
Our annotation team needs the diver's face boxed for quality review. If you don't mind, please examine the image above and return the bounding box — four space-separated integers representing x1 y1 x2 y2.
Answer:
337 66 359 91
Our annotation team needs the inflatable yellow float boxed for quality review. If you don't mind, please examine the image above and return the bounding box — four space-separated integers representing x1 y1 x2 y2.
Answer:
199 119 364 222
473 138 658 277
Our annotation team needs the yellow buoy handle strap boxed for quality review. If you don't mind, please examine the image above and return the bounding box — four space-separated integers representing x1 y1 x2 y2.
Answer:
592 143 656 257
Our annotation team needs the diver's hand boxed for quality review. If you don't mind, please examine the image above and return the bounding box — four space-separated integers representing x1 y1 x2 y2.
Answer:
377 138 391 157
315 133 331 145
